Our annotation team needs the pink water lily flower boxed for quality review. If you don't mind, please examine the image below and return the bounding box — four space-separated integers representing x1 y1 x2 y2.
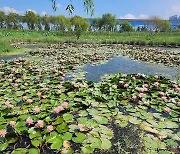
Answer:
35 120 44 128
4 101 13 108
161 96 167 101
23 96 28 101
54 106 64 114
132 96 137 101
62 102 68 109
159 91 165 96
26 118 34 125
47 125 53 132
124 83 129 88
138 87 147 92
132 77 136 80
34 108 41 114
143 84 149 88
9 121 16 127
164 107 171 113
138 93 144 98
78 124 85 131
153 82 160 87
172 84 178 88
0 129 7 137
175 87 180 92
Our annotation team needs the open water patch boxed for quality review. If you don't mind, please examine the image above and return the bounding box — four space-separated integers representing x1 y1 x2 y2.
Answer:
84 56 180 82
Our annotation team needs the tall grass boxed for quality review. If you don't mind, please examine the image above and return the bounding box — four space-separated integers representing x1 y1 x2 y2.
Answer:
0 29 180 47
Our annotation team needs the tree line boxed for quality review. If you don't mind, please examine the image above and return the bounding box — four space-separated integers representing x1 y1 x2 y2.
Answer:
0 10 172 39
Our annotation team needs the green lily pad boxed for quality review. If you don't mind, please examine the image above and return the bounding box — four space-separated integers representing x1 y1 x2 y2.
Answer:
72 133 86 143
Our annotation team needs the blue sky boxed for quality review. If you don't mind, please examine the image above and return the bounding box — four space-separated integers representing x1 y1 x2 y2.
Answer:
0 0 180 19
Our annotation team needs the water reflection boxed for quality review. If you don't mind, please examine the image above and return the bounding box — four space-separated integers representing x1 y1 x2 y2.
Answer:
84 56 180 82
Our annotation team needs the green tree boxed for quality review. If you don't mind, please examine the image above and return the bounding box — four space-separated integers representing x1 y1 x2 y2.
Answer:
71 16 90 39
151 17 171 32
6 13 22 29
25 11 39 30
92 18 103 31
121 21 134 32
0 11 6 28
42 15 51 31
101 13 117 31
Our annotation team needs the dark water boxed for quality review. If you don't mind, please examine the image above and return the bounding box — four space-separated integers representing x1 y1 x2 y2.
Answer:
0 54 26 61
84 56 180 82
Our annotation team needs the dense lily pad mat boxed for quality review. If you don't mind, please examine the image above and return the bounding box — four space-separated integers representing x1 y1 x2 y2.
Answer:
0 58 179 153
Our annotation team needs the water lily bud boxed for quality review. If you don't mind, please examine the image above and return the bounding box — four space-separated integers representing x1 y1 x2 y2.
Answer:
8 79 13 82
136 73 142 77
154 75 158 79
27 99 33 104
112 85 117 89
9 121 16 127
26 118 34 125
122 74 127 77
24 83 28 86
164 107 171 113
23 96 28 101
47 125 53 132
63 141 71 148
0 129 7 137
119 81 124 84
42 95 47 99
37 92 42 97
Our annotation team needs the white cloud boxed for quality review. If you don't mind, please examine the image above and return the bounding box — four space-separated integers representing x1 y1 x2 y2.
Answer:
120 13 136 19
26 9 37 14
0 6 18 14
120 13 149 19
171 4 180 14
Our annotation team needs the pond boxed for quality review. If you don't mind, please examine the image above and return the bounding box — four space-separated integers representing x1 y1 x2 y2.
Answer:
84 56 180 82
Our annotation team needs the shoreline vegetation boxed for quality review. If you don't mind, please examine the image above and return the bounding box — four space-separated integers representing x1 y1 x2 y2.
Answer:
0 30 180 56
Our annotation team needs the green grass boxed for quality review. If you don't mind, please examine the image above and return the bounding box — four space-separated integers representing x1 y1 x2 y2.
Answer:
0 29 180 56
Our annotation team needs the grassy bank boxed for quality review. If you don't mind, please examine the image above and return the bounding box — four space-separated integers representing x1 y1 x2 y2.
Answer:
0 29 180 45
0 29 180 56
